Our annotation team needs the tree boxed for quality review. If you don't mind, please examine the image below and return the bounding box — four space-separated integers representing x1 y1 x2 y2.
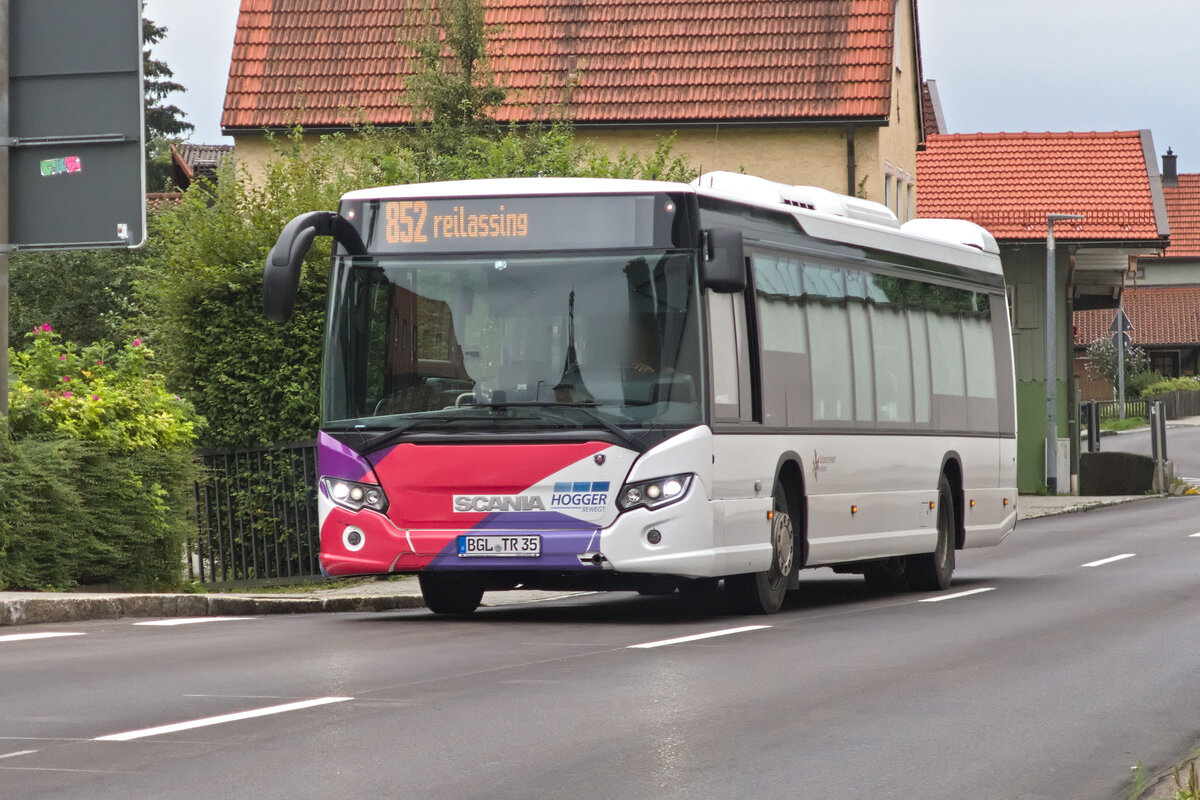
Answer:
1083 336 1150 397
143 18 194 190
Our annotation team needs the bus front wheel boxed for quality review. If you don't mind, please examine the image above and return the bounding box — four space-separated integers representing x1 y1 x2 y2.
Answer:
906 474 956 591
419 573 485 615
728 481 793 614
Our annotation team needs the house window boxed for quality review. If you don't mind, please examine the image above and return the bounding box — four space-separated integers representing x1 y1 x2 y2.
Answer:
884 163 894 211
1149 350 1180 378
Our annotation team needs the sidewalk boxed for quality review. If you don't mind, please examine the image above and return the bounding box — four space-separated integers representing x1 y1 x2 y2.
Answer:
0 493 1170 626
1017 493 1158 520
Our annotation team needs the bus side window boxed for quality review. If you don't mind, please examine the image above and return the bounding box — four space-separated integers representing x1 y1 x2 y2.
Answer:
708 292 751 421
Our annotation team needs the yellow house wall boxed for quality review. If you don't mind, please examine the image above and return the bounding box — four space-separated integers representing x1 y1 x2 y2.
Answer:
873 0 923 220
578 125 884 200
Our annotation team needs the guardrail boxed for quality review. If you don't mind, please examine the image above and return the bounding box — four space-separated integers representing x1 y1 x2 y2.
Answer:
190 440 320 587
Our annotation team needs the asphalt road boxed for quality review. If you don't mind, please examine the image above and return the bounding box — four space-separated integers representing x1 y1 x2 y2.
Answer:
1103 423 1200 478
4 497 1200 800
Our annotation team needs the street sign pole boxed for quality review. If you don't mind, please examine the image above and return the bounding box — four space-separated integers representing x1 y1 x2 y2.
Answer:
1109 306 1133 422
1117 320 1124 420
0 0 9 417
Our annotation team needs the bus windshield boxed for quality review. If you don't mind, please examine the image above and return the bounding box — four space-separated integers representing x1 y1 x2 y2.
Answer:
323 250 706 433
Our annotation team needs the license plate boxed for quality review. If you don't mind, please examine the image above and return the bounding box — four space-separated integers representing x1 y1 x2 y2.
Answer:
457 535 542 557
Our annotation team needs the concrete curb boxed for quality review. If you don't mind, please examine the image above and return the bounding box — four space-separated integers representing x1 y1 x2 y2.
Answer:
0 592 425 627
1017 494 1163 520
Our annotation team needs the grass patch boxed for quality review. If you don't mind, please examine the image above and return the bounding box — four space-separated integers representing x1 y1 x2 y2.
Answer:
1100 416 1148 432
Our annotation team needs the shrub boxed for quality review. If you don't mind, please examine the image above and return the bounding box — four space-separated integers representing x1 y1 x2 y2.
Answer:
1083 336 1150 396
1138 375 1200 396
0 326 201 590
1125 369 1166 399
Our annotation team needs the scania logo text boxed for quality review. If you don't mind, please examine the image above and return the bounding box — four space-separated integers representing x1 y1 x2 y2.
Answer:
453 495 546 512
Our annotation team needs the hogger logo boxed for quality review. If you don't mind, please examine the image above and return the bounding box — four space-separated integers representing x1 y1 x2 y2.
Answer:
453 495 546 513
550 481 610 513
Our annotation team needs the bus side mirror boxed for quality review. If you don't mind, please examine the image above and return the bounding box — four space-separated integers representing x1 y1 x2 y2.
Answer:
263 211 367 323
702 227 747 293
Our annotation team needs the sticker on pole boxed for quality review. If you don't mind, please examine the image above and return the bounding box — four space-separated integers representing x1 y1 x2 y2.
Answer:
39 156 83 177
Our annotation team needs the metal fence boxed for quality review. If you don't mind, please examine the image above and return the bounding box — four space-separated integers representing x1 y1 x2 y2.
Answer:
190 441 320 587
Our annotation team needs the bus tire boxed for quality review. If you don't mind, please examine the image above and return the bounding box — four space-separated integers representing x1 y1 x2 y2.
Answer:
906 474 956 591
727 480 793 614
419 573 484 615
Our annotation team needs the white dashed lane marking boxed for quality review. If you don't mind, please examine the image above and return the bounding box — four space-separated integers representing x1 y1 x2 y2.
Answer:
93 696 354 742
133 617 253 627
628 625 771 649
919 587 996 603
1081 553 1136 568
0 632 85 644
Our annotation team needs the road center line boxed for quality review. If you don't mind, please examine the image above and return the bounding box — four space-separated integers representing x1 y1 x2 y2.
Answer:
93 696 354 742
133 617 253 627
1190 532 1200 538
0 632 85 643
1081 553 1136 568
918 587 996 603
0 750 36 760
628 625 771 649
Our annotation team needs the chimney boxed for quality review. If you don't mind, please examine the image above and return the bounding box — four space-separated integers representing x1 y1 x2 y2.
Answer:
1163 147 1178 187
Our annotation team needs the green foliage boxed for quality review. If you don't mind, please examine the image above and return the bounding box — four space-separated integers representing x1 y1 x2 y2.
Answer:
1084 337 1150 396
1126 370 1166 399
1173 757 1198 799
1138 375 1200 397
8 247 149 349
0 327 200 590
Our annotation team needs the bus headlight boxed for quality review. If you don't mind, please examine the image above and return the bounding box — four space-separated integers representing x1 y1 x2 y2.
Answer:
618 474 693 511
322 477 388 513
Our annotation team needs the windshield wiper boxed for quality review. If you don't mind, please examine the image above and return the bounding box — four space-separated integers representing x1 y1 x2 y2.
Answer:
471 401 645 451
359 413 495 454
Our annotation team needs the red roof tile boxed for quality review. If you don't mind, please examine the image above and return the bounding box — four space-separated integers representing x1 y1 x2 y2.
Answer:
916 131 1166 242
223 0 901 130
1146 174 1200 259
1075 286 1200 347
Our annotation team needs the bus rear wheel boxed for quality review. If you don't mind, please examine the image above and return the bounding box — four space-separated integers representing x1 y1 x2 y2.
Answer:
906 474 956 591
728 481 793 615
419 573 485 615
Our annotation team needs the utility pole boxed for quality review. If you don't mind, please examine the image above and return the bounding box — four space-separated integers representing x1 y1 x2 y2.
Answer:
1046 213 1084 494
0 0 9 417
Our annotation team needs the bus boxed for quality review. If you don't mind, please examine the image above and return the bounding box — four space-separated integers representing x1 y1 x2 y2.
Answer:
263 171 1017 615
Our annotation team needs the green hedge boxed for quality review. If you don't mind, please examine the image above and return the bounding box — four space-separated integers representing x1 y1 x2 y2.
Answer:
0 328 200 590
1139 376 1200 396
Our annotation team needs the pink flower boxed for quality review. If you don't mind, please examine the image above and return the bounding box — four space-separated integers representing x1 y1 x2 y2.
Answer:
91 395 99 401
61 376 70 383
95 359 103 366
39 324 52 332
62 391 73 398
132 338 143 347
59 354 66 361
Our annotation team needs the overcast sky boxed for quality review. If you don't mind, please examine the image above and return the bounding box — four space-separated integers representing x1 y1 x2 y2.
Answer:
147 0 1200 172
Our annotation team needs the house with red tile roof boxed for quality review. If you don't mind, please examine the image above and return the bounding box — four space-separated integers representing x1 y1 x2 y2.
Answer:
1072 151 1200 392
1076 287 1200 383
221 0 928 215
916 130 1170 491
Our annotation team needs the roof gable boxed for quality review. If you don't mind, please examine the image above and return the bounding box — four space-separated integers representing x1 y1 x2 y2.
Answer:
223 0 903 131
916 130 1169 243
1148 174 1200 259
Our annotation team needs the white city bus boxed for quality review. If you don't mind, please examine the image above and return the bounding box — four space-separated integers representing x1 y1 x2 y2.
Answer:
263 171 1017 615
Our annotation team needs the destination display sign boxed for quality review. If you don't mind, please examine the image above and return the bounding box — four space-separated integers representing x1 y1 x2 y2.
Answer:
359 194 685 253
